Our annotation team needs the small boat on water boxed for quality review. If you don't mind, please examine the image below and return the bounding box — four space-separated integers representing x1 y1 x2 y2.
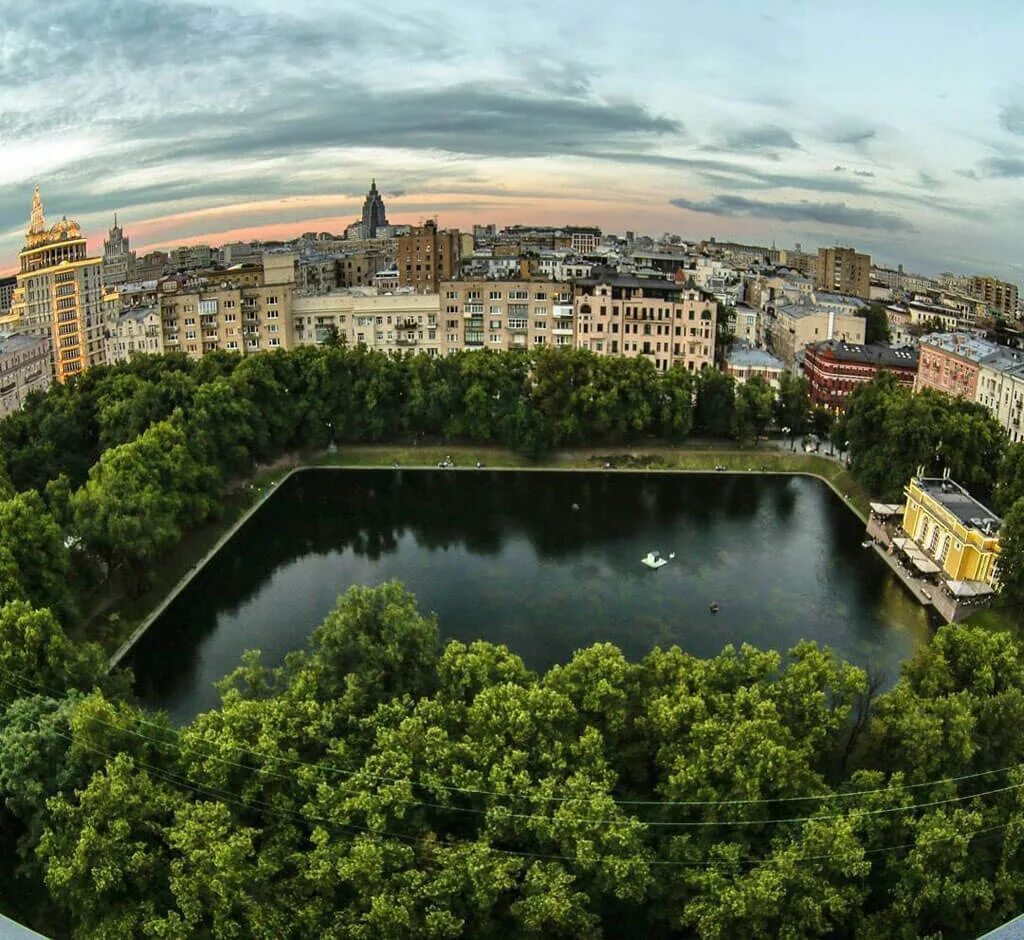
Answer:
709 602 720 614
641 551 669 570
861 539 874 549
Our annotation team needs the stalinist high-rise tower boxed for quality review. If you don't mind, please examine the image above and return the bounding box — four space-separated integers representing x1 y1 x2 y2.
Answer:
360 179 389 239
102 214 137 286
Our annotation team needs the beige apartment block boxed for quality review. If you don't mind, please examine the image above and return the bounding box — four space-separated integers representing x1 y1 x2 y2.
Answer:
976 354 1024 444
768 304 865 366
292 292 443 355
969 276 1018 318
159 254 295 359
396 221 462 293
106 306 164 364
573 275 717 372
8 188 106 382
438 279 573 353
816 246 871 300
0 332 51 417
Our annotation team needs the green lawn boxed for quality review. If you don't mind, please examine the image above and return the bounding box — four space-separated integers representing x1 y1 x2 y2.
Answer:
315 443 872 520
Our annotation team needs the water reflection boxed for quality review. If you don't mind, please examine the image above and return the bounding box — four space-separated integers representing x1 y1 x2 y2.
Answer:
128 470 932 722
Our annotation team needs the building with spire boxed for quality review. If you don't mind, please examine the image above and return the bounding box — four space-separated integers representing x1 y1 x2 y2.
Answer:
102 214 137 286
7 187 106 382
360 179 389 239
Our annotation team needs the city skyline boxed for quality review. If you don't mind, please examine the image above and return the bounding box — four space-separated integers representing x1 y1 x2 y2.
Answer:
3 0 1024 278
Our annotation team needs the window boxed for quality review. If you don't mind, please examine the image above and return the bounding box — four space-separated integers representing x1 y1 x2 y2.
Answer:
508 318 528 330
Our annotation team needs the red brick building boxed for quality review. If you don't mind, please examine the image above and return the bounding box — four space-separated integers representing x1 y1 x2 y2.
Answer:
803 339 918 413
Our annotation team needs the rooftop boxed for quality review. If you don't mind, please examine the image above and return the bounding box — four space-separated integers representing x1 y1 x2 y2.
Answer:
0 332 48 357
813 291 868 308
576 273 710 295
118 305 159 323
914 476 1001 534
920 332 1004 364
727 343 785 370
775 302 835 319
807 339 918 367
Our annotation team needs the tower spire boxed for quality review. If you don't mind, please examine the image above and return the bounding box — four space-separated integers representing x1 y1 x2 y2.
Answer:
29 186 45 237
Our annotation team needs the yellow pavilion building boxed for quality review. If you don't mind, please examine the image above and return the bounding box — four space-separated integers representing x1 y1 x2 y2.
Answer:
901 475 1001 589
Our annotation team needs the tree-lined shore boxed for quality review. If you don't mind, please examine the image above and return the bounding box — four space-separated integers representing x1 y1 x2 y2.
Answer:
2 347 1024 937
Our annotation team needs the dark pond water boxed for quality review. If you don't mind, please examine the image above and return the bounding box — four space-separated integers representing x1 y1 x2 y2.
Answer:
128 469 932 722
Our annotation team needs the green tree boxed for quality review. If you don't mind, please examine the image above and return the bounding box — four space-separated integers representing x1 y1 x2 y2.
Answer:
71 418 217 576
775 372 811 435
657 366 695 442
994 443 1024 514
0 602 106 709
38 753 185 937
861 303 891 344
735 376 775 443
0 490 76 621
995 499 1024 606
694 369 736 437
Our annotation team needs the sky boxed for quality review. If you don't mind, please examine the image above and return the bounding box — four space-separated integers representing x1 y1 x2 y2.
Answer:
3 0 1024 278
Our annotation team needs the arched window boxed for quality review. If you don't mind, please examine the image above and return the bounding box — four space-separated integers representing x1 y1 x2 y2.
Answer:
580 304 591 315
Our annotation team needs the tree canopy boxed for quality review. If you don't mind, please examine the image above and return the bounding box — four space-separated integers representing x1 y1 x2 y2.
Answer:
1 348 1024 936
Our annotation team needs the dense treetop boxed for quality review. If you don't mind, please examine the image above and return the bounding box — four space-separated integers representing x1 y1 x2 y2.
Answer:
1 348 1024 937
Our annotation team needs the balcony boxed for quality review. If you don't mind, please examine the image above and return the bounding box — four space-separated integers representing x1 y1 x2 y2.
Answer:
396 336 418 346
553 327 573 336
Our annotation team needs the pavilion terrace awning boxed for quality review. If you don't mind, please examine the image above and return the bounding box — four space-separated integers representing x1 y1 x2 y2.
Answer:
910 556 941 574
891 537 915 550
870 503 904 517
945 580 995 598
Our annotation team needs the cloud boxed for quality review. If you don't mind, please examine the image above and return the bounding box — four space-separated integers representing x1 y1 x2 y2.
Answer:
669 194 914 231
827 125 877 147
979 156 1024 178
720 125 800 152
999 104 1024 136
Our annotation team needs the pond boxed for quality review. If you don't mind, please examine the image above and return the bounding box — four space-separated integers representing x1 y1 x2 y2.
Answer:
128 469 932 722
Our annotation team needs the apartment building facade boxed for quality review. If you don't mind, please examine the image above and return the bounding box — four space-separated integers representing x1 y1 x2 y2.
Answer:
158 253 295 359
573 275 717 372
292 292 442 355
915 333 1003 399
768 303 866 366
440 279 573 353
803 339 918 413
970 276 1018 318
106 307 164 364
816 246 871 300
7 189 106 382
395 221 462 293
0 333 51 417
